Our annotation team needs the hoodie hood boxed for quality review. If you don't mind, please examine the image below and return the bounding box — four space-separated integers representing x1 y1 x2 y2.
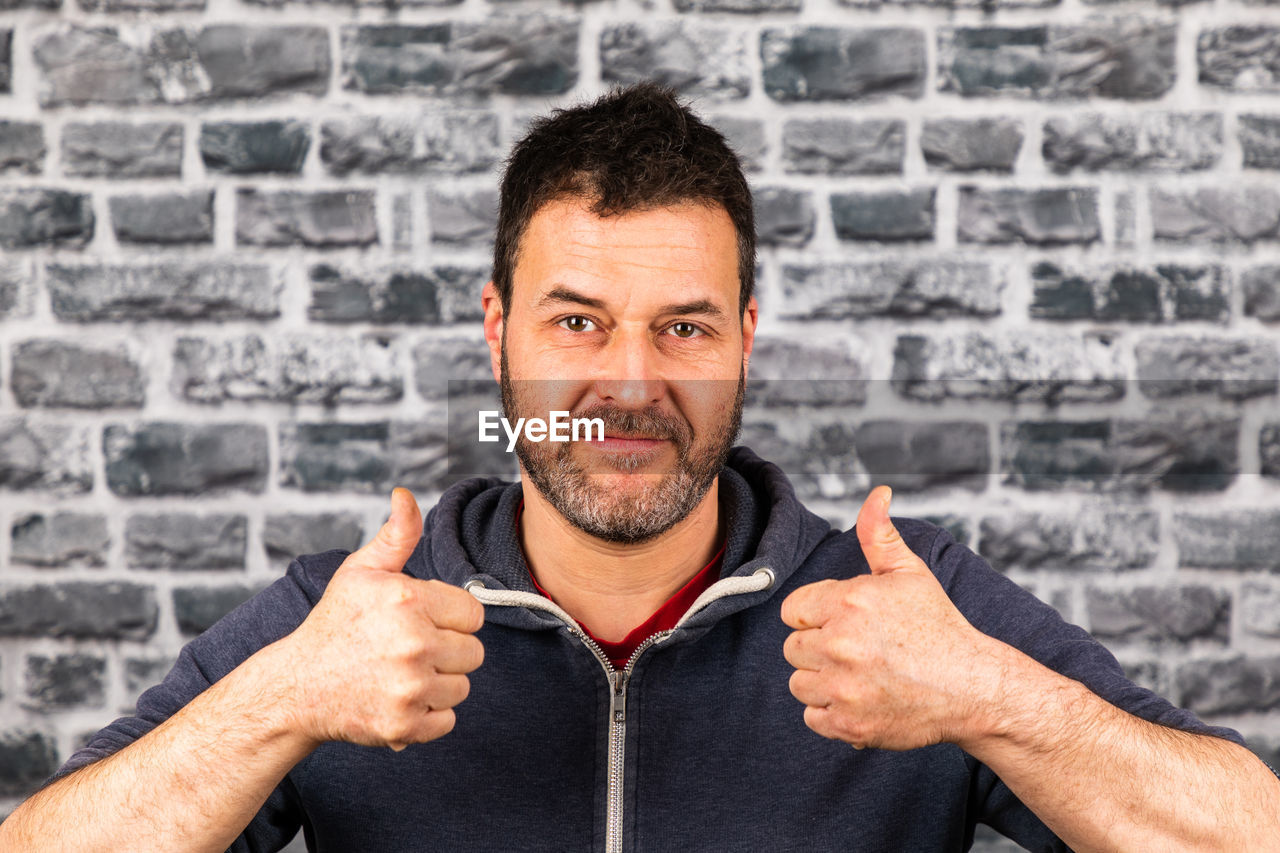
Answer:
409 445 834 628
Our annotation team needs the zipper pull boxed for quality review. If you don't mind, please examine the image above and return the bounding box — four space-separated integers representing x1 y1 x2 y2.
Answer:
610 670 627 724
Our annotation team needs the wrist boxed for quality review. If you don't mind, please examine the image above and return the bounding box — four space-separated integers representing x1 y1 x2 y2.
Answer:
239 636 325 752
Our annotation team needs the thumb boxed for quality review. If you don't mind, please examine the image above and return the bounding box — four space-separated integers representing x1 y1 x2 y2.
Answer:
855 486 922 576
351 487 422 573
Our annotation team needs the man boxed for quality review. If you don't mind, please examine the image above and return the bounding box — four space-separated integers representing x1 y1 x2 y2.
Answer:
2 83 1277 852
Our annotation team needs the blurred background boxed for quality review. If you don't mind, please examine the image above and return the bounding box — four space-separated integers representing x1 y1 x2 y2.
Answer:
1 0 1280 847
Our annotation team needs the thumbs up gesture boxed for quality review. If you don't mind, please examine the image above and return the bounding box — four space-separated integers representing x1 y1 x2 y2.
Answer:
781 486 997 752
282 488 486 752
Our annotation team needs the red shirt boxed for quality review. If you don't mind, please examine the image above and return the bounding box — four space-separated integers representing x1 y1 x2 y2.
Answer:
516 499 726 669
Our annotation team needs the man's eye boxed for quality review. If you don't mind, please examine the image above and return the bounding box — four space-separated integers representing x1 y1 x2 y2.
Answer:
559 316 596 333
667 322 704 339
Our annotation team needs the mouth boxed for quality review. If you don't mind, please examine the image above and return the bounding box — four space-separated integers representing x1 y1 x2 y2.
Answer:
586 434 670 454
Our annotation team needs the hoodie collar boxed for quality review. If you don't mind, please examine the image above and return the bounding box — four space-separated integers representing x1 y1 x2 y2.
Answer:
413 445 833 611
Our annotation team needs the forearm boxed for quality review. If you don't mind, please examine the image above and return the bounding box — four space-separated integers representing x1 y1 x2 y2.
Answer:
0 638 318 853
963 640 1280 852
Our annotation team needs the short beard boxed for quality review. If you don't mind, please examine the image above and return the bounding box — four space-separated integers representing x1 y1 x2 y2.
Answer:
500 346 744 544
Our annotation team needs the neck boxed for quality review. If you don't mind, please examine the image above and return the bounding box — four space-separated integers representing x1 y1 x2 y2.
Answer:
517 476 723 643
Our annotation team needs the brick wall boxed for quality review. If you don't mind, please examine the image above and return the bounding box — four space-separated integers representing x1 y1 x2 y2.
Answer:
2 0 1279 844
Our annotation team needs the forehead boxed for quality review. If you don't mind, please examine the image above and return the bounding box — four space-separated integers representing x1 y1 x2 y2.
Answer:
512 198 738 306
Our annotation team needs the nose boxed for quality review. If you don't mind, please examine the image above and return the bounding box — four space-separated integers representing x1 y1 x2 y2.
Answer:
591 325 666 408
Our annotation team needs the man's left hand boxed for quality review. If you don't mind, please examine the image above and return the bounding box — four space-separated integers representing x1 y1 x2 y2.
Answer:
781 485 1002 752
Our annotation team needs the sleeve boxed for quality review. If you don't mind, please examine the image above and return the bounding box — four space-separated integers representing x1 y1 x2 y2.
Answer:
40 550 348 853
924 526 1249 852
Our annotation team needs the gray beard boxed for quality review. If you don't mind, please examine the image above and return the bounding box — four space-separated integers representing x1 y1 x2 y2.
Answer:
500 348 744 544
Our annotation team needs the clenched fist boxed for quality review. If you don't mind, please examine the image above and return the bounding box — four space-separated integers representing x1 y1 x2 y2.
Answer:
281 487 485 752
781 486 1002 752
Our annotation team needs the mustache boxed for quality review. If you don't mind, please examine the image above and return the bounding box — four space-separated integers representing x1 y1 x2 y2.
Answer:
573 403 692 444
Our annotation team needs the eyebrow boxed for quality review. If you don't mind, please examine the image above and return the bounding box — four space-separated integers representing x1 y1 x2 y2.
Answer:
535 286 729 321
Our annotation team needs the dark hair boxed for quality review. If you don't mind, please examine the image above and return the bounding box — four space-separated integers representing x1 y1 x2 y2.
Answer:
493 82 755 315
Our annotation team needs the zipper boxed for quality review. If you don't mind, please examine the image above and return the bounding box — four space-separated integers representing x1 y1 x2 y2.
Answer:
464 568 774 853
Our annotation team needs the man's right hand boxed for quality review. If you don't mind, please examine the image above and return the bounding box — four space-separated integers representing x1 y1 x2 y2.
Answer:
282 487 486 751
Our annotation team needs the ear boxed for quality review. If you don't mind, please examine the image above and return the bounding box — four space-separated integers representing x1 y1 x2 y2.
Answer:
740 295 759 381
482 280 504 383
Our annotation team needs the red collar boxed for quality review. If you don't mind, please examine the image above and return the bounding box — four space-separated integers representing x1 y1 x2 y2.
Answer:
516 498 726 669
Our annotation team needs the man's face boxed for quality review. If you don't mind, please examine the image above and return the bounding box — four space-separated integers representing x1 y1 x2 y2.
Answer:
484 198 757 544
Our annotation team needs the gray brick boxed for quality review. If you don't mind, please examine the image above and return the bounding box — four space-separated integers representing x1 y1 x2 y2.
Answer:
412 334 492 401
892 331 1123 403
1135 336 1278 400
753 187 815 247
427 188 498 246
831 188 935 242
0 260 33 319
762 27 926 101
1264 424 1280 478
236 190 376 248
712 116 766 172
782 260 1000 320
1175 511 1280 569
174 585 263 635
104 422 268 496
0 189 94 249
11 512 110 567
1086 586 1230 644
279 421 393 493
0 417 93 493
124 656 175 696
0 582 157 639
1 0 59 8
173 333 402 405
1243 583 1280 637
341 19 578 96
675 0 799 9
48 263 279 322
309 264 487 324
0 732 59 798
24 653 105 711
11 339 145 409
0 121 46 175
202 25 331 99
921 118 1022 172
264 513 364 566
1238 115 1280 169
853 420 988 492
843 0 1053 6
957 187 1100 245
279 419 460 493
0 30 8 94
1177 656 1280 715
1042 113 1221 173
321 113 500 177
1115 191 1136 247
939 21 1176 100
200 120 310 175
1151 187 1280 243
744 337 866 407
600 23 749 99
62 122 183 178
78 0 203 9
126 514 246 570
736 417 861 500
979 508 1159 571
1030 262 1230 324
1243 265 1280 321
782 119 903 174
1199 27 1280 92
109 191 213 245
32 25 329 106
1002 415 1239 492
